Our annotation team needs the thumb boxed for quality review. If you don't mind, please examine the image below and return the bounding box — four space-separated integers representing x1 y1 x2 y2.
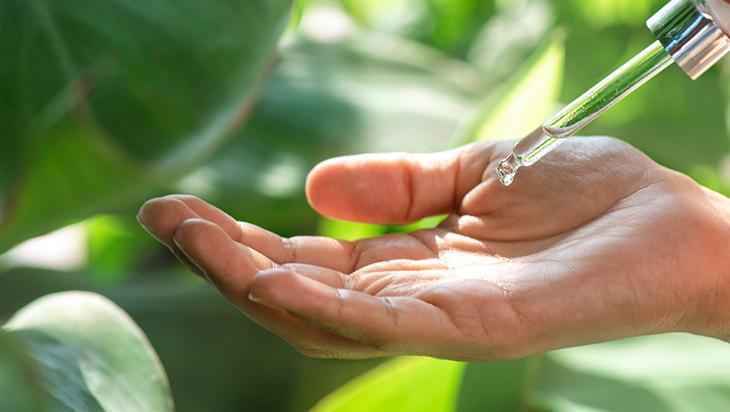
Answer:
305 142 501 225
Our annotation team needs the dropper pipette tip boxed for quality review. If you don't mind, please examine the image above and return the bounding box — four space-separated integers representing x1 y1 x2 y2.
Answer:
496 153 521 186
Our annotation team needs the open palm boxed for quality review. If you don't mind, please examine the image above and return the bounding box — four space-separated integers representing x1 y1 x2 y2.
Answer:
138 137 730 360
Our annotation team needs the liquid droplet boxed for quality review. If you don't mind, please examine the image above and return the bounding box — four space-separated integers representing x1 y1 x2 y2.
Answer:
496 153 521 187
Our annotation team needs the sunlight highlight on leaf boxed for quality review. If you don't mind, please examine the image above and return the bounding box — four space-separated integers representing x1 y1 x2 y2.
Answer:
313 357 465 412
459 31 565 143
318 218 387 242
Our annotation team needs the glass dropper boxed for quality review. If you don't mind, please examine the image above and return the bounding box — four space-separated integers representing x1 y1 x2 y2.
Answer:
496 41 672 186
496 0 730 187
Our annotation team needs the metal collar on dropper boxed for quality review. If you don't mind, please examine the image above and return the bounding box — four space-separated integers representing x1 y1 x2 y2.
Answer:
648 0 730 80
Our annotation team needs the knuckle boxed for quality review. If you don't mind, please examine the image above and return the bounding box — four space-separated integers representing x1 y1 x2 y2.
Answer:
259 268 298 285
251 268 298 298
175 218 211 242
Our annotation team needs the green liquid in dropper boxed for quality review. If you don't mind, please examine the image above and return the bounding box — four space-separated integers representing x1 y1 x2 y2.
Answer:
497 40 673 186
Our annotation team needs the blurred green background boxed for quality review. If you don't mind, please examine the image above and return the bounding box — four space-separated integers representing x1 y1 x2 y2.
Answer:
2 0 730 411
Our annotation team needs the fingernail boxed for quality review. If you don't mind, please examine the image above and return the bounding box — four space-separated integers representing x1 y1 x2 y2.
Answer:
248 291 280 310
248 292 264 304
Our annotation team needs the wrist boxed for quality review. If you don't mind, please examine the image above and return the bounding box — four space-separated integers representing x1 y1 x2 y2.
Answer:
696 185 730 341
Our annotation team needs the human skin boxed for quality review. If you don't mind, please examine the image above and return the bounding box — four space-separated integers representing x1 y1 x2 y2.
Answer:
138 137 730 361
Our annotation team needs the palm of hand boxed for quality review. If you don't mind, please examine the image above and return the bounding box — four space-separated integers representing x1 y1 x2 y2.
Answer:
139 138 722 360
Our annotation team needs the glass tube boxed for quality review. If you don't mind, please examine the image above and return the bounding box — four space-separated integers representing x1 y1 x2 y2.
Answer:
497 40 674 186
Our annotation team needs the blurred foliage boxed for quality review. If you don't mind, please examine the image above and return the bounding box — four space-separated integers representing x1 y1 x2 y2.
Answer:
340 0 497 56
2 0 730 411
534 334 730 411
86 215 159 282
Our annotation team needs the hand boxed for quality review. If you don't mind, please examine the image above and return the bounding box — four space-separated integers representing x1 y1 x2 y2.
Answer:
138 137 730 361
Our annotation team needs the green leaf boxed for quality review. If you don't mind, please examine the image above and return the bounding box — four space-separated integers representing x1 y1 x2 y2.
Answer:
4 291 173 412
312 357 465 412
533 334 730 412
0 330 48 412
0 0 292 251
458 31 565 143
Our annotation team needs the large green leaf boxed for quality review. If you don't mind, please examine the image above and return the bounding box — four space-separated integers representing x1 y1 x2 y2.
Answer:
4 291 173 412
0 0 292 251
